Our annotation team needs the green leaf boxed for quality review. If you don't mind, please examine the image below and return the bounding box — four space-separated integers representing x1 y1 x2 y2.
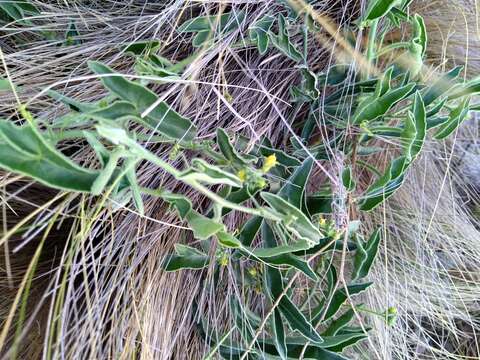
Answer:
269 14 303 62
353 83 415 124
192 30 212 47
88 61 196 141
238 216 262 246
179 159 242 188
323 333 368 352
249 15 275 54
359 156 408 211
422 66 463 106
324 283 373 321
352 228 381 280
216 128 251 166
0 2 29 21
363 0 401 24
322 309 356 336
410 92 426 158
217 231 241 248
125 162 144 215
261 192 322 245
162 193 225 240
0 77 14 92
124 40 161 55
278 157 313 208
448 77 480 100
434 97 470 140
47 90 96 113
278 296 324 344
0 121 99 192
272 309 287 360
261 222 323 345
257 144 301 168
342 166 355 192
412 14 427 58
175 243 206 257
311 264 337 325
162 254 209 271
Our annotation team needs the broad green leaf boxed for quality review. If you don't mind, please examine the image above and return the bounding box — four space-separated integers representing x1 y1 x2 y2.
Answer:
257 144 301 168
426 98 447 118
261 192 322 245
252 222 316 279
192 30 212 47
179 159 242 187
125 162 144 215
410 92 426 158
374 66 394 98
324 283 373 320
323 333 368 352
90 148 123 195
342 166 355 192
352 228 381 280
258 253 317 280
272 309 287 360
434 97 470 140
175 243 206 257
162 193 224 240
278 157 313 208
238 216 262 246
401 112 417 161
217 231 241 248
278 296 324 344
292 67 320 101
244 240 313 258
422 66 463 106
84 131 109 166
317 64 350 86
88 61 196 141
311 264 337 325
353 83 415 124
262 222 323 345
47 90 96 113
363 0 401 24
0 77 14 92
162 254 209 271
0 121 99 192
269 14 303 62
216 128 251 166
0 3 25 21
322 309 356 336
359 156 408 211
258 338 351 359
249 15 275 54
124 40 161 55
448 77 480 100
426 116 449 129
412 14 427 58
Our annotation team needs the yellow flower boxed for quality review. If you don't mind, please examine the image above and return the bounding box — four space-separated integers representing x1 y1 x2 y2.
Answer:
237 169 247 182
248 267 257 277
219 253 229 267
262 154 277 173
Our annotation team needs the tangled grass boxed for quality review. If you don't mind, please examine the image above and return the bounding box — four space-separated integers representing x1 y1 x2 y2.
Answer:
0 0 479 359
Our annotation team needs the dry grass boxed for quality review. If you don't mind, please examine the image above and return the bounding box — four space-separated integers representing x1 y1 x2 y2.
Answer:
0 0 479 359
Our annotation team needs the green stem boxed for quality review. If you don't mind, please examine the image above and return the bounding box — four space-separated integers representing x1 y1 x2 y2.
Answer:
376 41 410 58
130 139 281 221
366 19 379 77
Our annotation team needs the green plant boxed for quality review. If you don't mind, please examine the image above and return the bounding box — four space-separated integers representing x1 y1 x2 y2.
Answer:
1 0 479 359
